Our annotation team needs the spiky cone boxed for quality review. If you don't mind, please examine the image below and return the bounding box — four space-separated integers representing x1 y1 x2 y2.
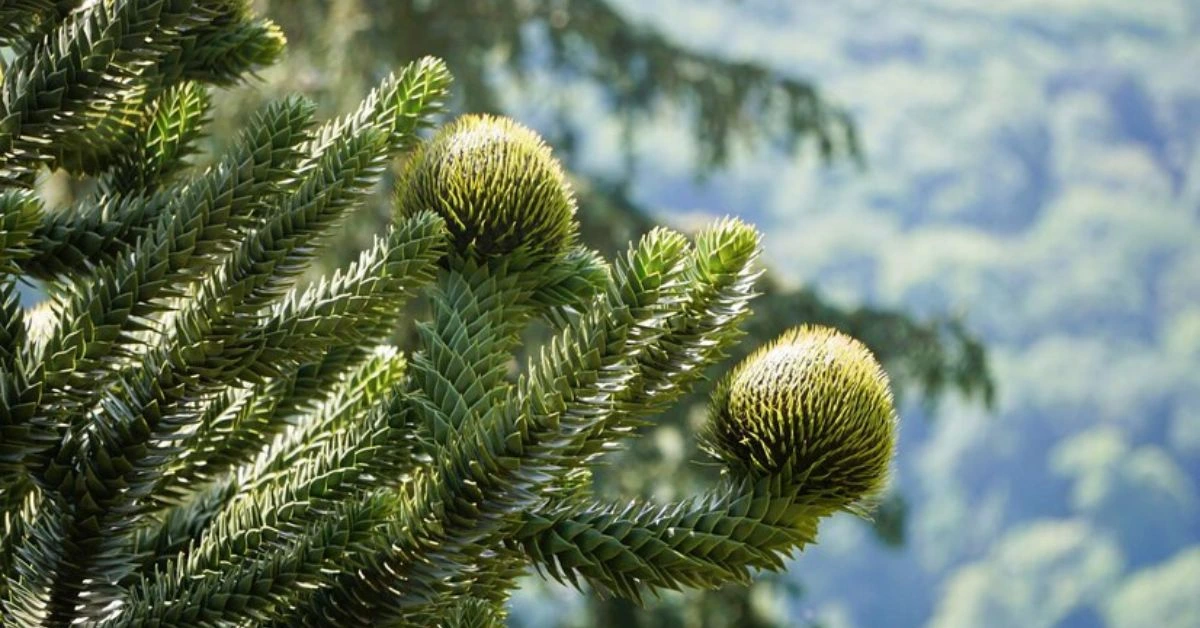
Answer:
395 114 579 267
394 113 603 447
702 325 899 514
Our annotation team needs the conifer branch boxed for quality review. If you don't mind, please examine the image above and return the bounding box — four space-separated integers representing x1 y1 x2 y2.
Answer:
0 0 198 184
515 475 820 604
22 95 317 279
126 478 237 581
174 16 286 87
102 81 212 195
301 56 451 168
0 190 41 273
65 211 443 511
159 341 408 501
411 263 537 447
573 216 762 458
0 0 287 184
2 485 67 625
107 492 398 628
443 596 508 628
229 346 410 498
0 8 907 621
0 1 80 48
200 56 451 313
20 97 318 447
0 280 55 484
281 228 692 624
181 387 415 576
10 212 443 625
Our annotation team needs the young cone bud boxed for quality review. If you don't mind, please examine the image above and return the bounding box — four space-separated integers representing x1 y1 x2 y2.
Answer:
395 114 578 261
703 325 898 510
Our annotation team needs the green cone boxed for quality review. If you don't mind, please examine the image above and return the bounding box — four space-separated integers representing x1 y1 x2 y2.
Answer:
703 325 899 510
395 114 578 261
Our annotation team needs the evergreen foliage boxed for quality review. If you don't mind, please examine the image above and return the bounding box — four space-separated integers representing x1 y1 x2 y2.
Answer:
1 2 902 626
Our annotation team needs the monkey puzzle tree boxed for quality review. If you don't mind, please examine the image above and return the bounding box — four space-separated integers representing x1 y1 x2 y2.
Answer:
229 4 992 625
0 2 903 627
250 0 993 414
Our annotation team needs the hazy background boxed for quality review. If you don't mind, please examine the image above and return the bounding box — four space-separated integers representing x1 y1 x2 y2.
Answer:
522 2 1200 625
609 3 1200 627
237 1 1200 625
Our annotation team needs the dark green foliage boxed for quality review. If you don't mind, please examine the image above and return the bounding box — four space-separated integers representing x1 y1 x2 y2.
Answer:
0 2 81 46
0 191 40 273
22 92 317 279
516 474 824 605
242 4 996 627
0 0 286 185
102 81 211 196
0 3 916 627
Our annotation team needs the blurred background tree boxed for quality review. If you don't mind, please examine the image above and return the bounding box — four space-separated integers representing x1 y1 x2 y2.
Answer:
204 1 996 625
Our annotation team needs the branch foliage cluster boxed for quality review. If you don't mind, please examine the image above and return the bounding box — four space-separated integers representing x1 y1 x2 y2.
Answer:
1 2 899 626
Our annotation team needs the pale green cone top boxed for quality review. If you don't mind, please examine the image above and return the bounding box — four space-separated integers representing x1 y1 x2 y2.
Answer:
395 114 579 262
702 325 899 510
